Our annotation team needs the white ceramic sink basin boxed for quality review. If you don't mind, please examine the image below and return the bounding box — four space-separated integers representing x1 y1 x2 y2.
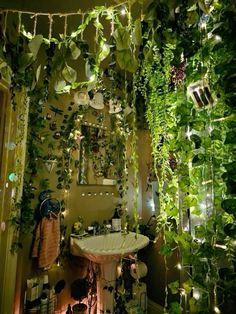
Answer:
70 232 149 263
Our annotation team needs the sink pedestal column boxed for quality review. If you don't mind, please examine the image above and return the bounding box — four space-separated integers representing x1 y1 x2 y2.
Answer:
97 261 117 314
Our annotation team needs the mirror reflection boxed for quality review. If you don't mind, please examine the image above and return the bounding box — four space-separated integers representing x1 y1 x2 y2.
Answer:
77 121 123 185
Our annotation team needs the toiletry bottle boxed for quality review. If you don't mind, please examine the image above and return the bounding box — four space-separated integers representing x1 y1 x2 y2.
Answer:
112 208 121 231
66 304 73 314
41 274 50 313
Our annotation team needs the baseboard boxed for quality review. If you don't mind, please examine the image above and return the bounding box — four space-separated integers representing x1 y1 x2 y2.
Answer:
148 299 164 314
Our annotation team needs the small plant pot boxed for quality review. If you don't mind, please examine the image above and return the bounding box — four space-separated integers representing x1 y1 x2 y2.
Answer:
72 303 88 314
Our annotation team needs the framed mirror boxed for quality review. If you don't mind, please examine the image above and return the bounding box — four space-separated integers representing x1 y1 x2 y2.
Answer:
77 120 124 185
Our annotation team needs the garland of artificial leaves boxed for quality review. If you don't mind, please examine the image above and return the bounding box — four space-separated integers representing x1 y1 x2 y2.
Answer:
142 0 236 313
0 4 144 253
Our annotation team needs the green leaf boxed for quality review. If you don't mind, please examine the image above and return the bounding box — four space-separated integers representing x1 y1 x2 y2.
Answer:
168 281 179 294
18 53 34 73
211 129 222 141
194 225 206 239
183 195 198 208
183 279 193 293
62 64 77 83
54 79 66 93
98 43 110 62
28 35 43 59
224 131 236 144
176 232 193 250
132 19 142 46
36 65 41 82
189 297 199 313
169 301 183 314
116 50 137 73
69 41 81 60
190 134 201 149
221 199 236 216
113 27 130 50
160 243 173 256
224 162 236 174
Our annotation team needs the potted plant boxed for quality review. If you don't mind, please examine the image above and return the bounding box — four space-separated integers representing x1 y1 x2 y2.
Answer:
71 278 89 314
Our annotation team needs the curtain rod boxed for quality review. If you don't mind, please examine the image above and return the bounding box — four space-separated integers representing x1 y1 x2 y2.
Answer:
0 1 128 18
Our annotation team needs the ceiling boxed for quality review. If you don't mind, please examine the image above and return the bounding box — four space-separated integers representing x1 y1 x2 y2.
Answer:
0 0 133 13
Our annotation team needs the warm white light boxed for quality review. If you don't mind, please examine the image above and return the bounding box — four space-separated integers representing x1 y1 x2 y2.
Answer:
177 263 182 270
186 130 193 139
214 35 222 43
180 290 186 296
202 180 213 185
193 288 200 300
120 7 126 15
200 21 207 30
232 240 236 246
89 74 96 82
117 264 122 277
215 244 227 250
63 209 69 217
149 199 155 212
199 202 206 210
214 306 221 313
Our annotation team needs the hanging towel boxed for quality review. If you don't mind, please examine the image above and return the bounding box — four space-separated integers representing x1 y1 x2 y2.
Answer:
32 216 60 269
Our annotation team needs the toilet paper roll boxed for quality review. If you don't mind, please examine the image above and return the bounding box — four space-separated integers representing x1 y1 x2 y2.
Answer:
130 261 148 279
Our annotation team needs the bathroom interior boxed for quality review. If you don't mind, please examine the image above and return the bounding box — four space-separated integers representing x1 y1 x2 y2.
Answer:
0 0 235 313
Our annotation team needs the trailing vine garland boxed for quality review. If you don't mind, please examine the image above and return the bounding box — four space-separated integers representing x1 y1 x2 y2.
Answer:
138 0 236 313
0 0 235 313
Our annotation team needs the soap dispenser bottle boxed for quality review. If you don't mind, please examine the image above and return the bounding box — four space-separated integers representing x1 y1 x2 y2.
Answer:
112 207 121 231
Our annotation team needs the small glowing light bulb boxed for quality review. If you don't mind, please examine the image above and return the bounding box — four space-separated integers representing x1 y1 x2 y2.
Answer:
120 7 126 15
214 306 221 313
200 202 206 210
193 288 200 300
214 35 222 43
186 130 193 139
177 263 182 270
89 74 96 82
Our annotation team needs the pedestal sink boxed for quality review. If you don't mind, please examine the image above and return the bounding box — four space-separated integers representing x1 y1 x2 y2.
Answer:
70 232 149 314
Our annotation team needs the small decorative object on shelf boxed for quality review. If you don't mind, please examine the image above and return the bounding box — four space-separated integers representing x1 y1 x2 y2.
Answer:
73 216 84 235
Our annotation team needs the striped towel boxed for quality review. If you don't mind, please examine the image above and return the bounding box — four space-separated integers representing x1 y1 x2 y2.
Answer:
32 216 60 269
